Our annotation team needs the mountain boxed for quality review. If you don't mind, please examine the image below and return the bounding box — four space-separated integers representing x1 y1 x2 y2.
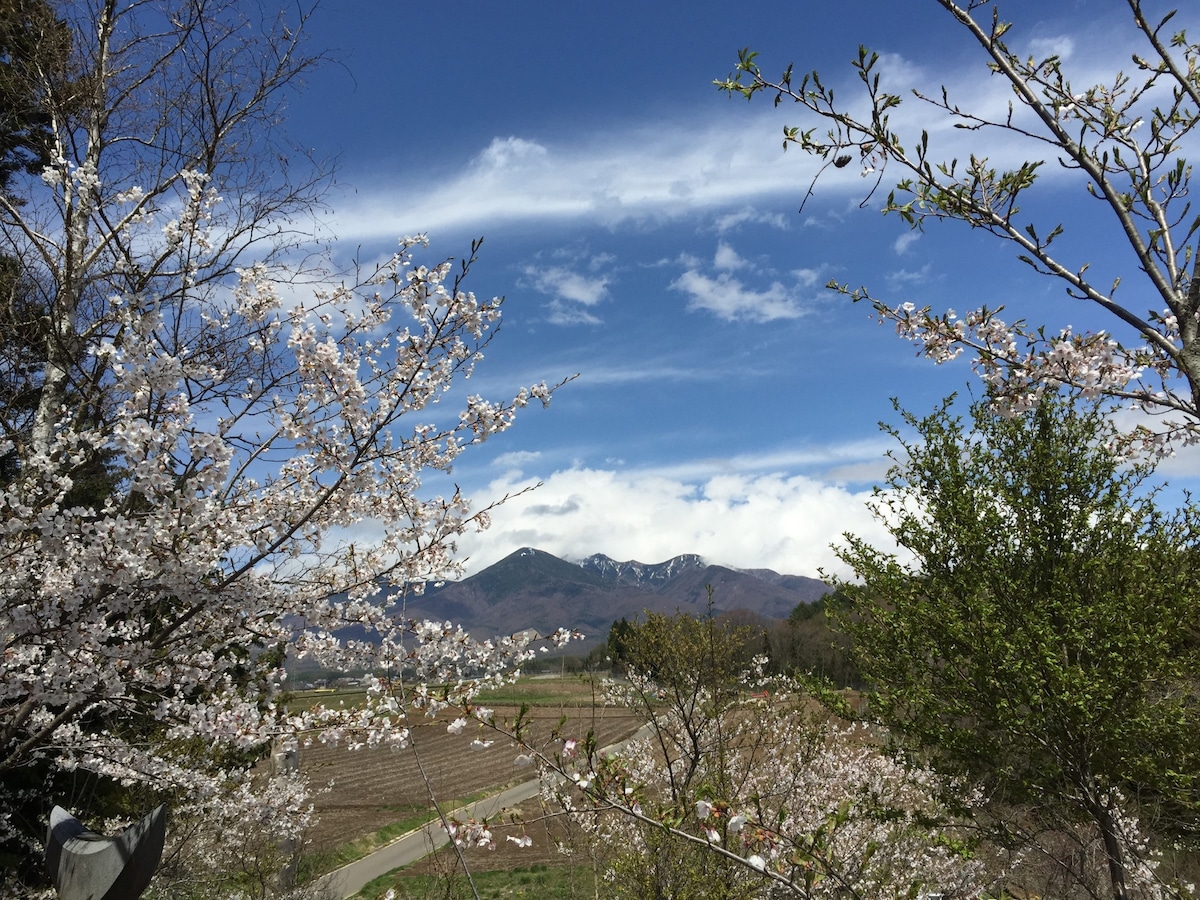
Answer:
577 551 827 618
406 549 830 642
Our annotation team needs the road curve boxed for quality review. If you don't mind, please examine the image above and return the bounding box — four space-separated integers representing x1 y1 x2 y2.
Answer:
316 722 653 898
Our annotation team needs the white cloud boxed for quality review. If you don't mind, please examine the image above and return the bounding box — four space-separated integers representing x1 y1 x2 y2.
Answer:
671 240 827 323
792 267 826 288
492 450 543 470
887 264 934 287
672 269 805 323
519 248 617 325
1026 36 1075 62
325 34 1138 244
893 232 920 255
331 115 815 240
587 252 616 271
713 241 748 271
648 251 703 270
871 51 928 96
455 465 894 579
1147 447 1200 490
823 459 894 485
524 265 610 306
714 206 789 233
567 361 729 386
637 438 895 483
474 136 550 171
546 301 602 326
1105 406 1200 491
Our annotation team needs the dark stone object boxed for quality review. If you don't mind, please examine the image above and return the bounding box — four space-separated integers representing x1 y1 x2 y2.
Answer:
45 804 167 900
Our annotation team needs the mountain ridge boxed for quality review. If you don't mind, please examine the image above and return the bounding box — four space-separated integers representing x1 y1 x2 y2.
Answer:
408 548 830 641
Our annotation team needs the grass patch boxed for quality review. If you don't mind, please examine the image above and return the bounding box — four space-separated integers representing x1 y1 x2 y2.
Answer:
286 677 611 714
471 676 608 708
355 863 596 899
285 688 368 713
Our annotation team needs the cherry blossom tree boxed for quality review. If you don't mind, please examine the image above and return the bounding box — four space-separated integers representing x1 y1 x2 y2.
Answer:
530 613 987 899
0 1 570 892
717 1 1200 452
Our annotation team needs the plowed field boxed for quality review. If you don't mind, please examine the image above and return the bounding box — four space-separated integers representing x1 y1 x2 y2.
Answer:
300 704 641 851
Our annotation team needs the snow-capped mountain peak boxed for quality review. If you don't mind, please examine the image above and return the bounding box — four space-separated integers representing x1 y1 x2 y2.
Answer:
577 552 706 587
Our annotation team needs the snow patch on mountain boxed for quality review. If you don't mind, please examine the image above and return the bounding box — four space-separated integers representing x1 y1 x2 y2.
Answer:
577 552 706 586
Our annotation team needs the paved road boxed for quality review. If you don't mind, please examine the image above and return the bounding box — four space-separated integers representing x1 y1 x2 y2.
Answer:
317 722 653 898
314 778 543 898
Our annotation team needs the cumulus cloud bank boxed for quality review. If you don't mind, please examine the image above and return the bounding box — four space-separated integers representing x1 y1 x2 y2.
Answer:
455 464 894 578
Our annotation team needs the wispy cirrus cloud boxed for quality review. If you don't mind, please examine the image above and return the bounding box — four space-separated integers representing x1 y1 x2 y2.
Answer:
331 120 816 241
887 264 934 288
491 449 543 470
326 27 1144 247
713 206 790 233
544 303 602 326
893 232 920 255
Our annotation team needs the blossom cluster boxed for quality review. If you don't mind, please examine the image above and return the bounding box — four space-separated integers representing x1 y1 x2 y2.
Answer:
882 299 1198 456
538 677 988 899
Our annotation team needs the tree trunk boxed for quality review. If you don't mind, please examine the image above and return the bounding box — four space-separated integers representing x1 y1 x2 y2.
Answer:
1088 789 1132 900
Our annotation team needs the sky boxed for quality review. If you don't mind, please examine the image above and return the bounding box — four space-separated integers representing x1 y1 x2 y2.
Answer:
280 0 1200 578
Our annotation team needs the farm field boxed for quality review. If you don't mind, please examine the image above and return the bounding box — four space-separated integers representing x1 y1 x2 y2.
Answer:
343 693 871 898
350 790 603 899
296 676 640 872
357 863 594 900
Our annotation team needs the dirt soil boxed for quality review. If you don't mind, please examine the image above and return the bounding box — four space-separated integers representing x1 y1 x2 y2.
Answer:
300 705 641 851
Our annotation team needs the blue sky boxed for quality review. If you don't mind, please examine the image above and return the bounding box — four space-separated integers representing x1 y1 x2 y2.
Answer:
283 0 1199 577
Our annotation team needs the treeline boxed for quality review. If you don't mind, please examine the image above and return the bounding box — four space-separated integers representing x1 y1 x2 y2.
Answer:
599 593 861 688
